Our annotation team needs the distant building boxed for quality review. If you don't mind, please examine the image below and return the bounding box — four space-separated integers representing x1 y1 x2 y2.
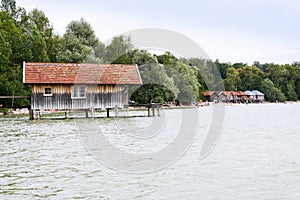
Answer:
202 90 264 103
219 91 234 103
244 90 265 102
231 91 248 103
202 91 219 102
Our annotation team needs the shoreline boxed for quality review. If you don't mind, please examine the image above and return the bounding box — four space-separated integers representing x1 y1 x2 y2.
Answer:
0 101 299 118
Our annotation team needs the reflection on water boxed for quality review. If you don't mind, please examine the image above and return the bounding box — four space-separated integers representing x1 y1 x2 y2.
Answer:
0 104 300 199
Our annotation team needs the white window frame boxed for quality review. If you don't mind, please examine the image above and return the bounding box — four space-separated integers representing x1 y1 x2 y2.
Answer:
43 87 53 96
71 85 86 99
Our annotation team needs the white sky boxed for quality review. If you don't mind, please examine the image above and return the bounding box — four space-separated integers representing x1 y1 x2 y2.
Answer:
18 0 300 64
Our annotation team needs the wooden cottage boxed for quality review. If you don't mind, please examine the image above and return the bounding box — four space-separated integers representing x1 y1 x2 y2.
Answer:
202 91 219 102
218 91 227 103
244 90 265 102
23 62 142 117
219 91 233 103
230 91 248 103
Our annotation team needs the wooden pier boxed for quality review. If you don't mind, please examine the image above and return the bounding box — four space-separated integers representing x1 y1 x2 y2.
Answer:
27 104 161 120
0 95 161 120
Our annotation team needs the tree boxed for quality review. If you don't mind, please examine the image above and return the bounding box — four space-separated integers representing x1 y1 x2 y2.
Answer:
156 51 177 65
0 11 24 64
57 18 102 63
130 49 158 65
105 35 133 63
0 0 25 22
131 63 178 104
25 27 49 62
223 67 240 91
0 10 30 107
57 31 89 63
261 78 286 102
162 55 202 103
196 59 224 91
27 8 59 62
238 66 265 91
215 60 231 79
295 79 300 99
66 18 99 47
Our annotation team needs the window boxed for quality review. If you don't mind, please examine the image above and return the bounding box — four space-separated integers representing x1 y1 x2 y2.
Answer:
44 87 52 96
72 85 86 98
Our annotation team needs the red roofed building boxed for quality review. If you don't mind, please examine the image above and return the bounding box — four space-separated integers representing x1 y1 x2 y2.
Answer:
202 91 219 102
23 62 142 112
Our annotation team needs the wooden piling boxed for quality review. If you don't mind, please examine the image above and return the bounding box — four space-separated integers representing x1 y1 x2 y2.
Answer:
106 108 110 118
29 109 34 120
65 111 69 119
114 105 119 117
27 103 161 120
32 110 41 120
91 107 95 118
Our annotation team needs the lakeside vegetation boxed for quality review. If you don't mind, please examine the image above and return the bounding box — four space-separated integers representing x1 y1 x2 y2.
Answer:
0 0 299 109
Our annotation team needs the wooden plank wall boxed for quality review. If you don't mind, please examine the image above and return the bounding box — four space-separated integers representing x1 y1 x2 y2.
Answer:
31 85 128 110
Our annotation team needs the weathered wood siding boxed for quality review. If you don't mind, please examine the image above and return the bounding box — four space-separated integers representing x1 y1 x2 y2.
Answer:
31 85 128 110
218 93 227 102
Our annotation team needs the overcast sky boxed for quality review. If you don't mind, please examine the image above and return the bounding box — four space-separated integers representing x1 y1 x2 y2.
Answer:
18 0 300 64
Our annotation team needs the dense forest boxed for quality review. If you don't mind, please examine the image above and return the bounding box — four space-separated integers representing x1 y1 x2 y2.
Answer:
0 0 299 109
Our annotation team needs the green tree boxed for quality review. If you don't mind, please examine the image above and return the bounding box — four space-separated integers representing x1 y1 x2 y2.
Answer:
0 0 25 23
156 51 177 65
57 18 102 63
238 66 265 91
214 59 231 79
57 31 89 63
195 59 224 91
130 49 158 65
295 79 300 99
131 63 178 104
162 54 201 103
25 26 49 62
66 18 99 47
27 8 59 62
105 35 133 63
223 67 240 91
0 10 30 107
261 78 286 102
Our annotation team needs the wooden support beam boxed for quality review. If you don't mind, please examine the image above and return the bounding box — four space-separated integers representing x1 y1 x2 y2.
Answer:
91 107 95 118
37 111 41 120
114 105 119 117
29 109 34 120
65 111 69 119
106 108 110 118
30 110 41 120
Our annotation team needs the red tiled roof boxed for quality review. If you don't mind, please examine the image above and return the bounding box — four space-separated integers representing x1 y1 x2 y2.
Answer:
236 91 247 96
202 91 215 96
23 62 142 85
229 91 238 96
222 91 232 95
230 91 248 96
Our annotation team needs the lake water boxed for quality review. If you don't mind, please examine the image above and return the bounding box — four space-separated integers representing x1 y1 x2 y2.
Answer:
1 103 300 199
